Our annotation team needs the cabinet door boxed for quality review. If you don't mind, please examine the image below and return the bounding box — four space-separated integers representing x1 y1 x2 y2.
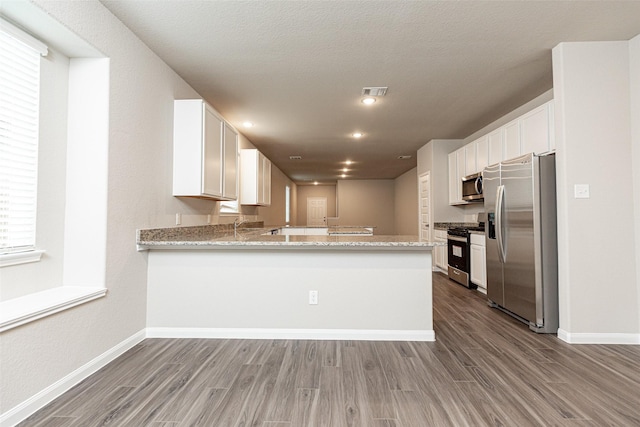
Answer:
465 143 476 176
470 243 486 288
223 122 238 199
504 120 520 161
202 105 224 197
456 148 466 201
262 156 271 205
488 129 503 166
520 103 551 155
475 136 489 173
448 152 458 205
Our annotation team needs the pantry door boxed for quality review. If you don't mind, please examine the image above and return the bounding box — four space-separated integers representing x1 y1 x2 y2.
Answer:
419 172 431 241
307 197 327 226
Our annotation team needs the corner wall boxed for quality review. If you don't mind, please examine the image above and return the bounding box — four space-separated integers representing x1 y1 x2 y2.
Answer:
394 168 418 235
552 40 639 342
630 35 640 335
337 180 395 235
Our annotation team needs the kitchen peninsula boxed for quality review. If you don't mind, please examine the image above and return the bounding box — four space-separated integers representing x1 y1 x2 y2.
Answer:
137 224 438 341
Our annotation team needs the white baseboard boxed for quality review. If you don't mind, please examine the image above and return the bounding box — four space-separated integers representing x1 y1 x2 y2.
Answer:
558 329 640 344
146 327 436 342
0 329 146 427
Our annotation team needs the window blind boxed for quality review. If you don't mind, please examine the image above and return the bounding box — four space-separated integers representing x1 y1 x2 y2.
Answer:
0 18 47 254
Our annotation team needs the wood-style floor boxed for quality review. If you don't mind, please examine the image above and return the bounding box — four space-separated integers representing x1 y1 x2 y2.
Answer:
18 272 640 426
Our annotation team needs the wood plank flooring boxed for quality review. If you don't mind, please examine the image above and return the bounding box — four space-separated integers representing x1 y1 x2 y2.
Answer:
18 273 640 426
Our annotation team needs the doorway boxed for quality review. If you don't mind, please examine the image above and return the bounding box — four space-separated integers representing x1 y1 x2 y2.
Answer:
307 197 327 226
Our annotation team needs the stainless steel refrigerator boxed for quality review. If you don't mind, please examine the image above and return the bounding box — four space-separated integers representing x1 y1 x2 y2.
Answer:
483 152 558 333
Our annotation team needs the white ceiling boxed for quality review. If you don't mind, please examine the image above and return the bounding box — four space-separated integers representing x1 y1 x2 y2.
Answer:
100 0 640 184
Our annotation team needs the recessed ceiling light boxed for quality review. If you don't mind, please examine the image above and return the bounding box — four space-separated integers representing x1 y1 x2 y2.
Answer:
361 97 376 105
345 160 353 165
352 132 363 138
242 121 254 128
342 168 348 172
314 181 319 185
341 174 347 178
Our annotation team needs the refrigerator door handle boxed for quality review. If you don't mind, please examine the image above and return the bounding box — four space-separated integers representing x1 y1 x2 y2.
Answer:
495 184 506 263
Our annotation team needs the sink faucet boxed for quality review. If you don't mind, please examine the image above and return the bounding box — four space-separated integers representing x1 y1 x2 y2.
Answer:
234 216 248 238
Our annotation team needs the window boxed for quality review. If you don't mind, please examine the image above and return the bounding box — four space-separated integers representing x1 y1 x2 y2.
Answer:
0 18 47 257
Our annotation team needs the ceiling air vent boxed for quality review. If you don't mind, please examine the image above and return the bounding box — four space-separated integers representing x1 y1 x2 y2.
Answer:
289 155 302 160
362 87 388 97
397 155 412 160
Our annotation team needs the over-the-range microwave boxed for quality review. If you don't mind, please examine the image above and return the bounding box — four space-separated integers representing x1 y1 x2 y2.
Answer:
461 172 483 202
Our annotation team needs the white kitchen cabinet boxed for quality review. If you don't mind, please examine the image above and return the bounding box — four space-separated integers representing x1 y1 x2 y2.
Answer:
520 102 553 156
504 119 521 161
475 135 489 173
241 148 272 206
470 233 486 293
223 122 239 200
448 149 467 205
434 229 448 272
464 143 476 176
488 128 504 166
173 99 238 200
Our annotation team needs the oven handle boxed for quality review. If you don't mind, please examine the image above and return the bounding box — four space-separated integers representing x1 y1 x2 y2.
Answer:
496 184 506 263
447 235 468 243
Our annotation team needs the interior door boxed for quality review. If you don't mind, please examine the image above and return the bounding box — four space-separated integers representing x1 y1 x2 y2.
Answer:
418 172 431 242
307 197 327 226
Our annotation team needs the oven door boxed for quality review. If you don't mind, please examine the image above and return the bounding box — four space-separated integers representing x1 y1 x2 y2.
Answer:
447 234 469 271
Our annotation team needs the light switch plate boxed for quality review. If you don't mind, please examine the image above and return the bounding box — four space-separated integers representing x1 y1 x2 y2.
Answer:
574 184 590 199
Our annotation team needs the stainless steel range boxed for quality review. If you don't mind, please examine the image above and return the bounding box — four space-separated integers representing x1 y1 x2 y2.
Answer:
447 222 485 289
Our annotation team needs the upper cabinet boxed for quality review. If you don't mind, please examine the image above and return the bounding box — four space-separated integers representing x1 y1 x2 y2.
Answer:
447 100 554 205
173 99 238 200
448 148 467 205
241 148 272 206
520 102 554 156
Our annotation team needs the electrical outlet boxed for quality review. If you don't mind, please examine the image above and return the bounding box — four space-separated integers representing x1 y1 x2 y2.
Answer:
176 213 182 225
309 290 318 305
574 184 590 199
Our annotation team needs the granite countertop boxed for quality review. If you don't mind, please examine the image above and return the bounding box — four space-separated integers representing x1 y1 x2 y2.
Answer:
433 222 485 234
136 223 441 251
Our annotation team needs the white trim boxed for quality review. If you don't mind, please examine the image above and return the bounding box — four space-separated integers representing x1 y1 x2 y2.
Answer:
146 327 436 342
558 329 640 344
0 250 45 268
0 329 146 427
0 16 48 55
0 286 107 333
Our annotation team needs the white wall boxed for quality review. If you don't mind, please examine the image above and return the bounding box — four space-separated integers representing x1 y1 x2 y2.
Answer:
629 36 640 336
394 167 418 235
0 0 201 415
337 180 396 235
553 40 639 340
416 139 467 224
296 185 337 226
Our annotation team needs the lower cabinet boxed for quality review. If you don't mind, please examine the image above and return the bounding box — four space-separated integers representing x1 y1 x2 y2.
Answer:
470 233 486 293
434 229 448 272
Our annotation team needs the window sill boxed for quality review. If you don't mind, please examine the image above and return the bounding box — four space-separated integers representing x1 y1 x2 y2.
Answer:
0 286 107 333
0 250 46 268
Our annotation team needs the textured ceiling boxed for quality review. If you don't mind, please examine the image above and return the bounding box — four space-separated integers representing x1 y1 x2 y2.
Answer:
100 0 640 184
